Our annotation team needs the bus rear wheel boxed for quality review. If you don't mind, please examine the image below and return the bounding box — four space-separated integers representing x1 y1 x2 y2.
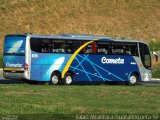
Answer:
63 73 74 85
128 74 138 85
50 73 61 85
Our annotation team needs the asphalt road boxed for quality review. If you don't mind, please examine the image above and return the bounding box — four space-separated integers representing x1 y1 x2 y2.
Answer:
0 69 160 85
0 76 160 86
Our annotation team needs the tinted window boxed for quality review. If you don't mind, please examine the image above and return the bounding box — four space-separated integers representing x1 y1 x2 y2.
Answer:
4 36 26 54
82 42 97 54
112 43 125 54
51 40 66 53
30 38 51 53
125 43 138 56
67 41 82 53
139 43 151 69
30 38 41 52
30 38 83 53
97 42 111 54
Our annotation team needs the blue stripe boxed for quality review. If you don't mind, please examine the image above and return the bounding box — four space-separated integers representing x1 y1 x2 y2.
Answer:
75 57 91 81
77 54 124 81
73 54 89 71
70 66 111 81
83 55 105 81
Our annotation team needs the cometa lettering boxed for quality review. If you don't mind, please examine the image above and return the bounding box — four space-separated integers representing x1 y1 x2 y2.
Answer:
101 57 124 64
6 62 22 68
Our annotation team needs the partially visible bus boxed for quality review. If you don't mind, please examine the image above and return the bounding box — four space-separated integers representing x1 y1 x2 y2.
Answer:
3 33 152 85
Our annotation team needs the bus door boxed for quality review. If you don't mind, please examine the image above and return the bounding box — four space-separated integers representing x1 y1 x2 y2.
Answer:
139 43 152 81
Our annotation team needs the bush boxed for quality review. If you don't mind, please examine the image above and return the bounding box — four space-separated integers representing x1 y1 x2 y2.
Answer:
152 68 160 78
148 39 160 51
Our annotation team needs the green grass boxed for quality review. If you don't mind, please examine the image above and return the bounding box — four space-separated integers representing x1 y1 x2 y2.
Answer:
152 64 160 78
152 69 160 78
0 84 159 116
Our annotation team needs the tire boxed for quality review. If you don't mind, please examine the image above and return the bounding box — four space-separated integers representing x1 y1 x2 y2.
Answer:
63 73 74 85
50 72 61 85
128 74 138 85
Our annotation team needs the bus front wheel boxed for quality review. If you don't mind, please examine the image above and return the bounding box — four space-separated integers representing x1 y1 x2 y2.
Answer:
128 74 138 85
63 73 74 85
50 73 61 85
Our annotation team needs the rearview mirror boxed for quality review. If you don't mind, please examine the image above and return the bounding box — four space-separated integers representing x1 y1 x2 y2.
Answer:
152 51 158 62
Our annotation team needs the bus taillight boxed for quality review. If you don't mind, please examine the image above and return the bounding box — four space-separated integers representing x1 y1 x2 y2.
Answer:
24 63 28 71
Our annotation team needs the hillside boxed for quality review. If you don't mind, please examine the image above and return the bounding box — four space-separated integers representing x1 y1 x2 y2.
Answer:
0 0 160 51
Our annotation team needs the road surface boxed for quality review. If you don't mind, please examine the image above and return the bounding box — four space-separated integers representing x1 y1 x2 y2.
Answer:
0 77 160 86
0 69 160 85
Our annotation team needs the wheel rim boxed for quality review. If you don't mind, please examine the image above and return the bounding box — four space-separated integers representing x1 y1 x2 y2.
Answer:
65 76 72 85
52 75 59 84
129 75 137 84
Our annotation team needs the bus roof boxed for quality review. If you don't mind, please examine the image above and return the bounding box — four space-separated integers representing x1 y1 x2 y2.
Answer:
5 33 147 44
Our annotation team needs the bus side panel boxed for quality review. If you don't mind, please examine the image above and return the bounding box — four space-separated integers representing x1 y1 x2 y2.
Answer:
91 55 140 82
30 65 41 80
70 54 140 82
30 52 71 81
69 56 84 82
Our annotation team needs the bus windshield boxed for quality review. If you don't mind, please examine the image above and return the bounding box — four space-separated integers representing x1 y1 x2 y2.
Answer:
4 35 26 54
139 43 151 69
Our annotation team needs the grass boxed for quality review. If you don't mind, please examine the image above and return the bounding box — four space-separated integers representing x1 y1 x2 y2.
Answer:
0 84 159 116
152 63 160 78
152 68 160 78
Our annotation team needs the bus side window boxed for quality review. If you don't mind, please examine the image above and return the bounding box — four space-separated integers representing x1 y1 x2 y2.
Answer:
85 44 92 54
41 43 51 53
41 45 47 52
82 42 97 54
51 40 66 53
30 38 41 52
125 43 138 56
59 43 66 53
112 43 124 55
97 42 110 54
67 41 82 53
67 41 73 53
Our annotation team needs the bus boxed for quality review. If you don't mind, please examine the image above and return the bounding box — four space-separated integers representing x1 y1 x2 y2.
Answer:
3 33 152 85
